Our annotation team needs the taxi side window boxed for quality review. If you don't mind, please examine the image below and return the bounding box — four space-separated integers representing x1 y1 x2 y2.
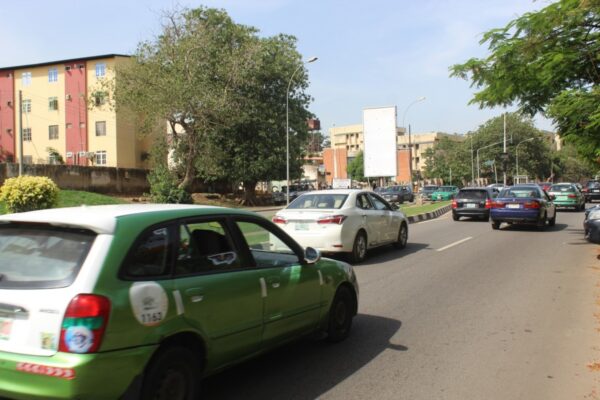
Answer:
176 220 240 275
123 227 171 278
235 221 299 268
368 194 389 211
356 194 373 210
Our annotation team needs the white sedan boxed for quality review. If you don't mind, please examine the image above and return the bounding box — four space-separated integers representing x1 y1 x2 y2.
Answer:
272 189 409 263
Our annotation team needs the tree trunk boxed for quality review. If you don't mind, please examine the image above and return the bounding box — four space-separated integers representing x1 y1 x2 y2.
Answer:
240 181 258 206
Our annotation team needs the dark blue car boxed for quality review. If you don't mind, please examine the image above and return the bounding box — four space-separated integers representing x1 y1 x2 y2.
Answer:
490 185 556 230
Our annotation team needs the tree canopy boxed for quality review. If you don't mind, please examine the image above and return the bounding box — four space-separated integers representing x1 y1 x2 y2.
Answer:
450 0 600 164
111 7 314 201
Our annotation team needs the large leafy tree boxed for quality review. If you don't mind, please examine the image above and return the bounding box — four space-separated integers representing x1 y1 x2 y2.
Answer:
450 0 600 164
204 34 313 204
347 151 365 181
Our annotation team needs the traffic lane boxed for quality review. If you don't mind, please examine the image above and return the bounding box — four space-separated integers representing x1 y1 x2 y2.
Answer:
346 207 596 399
201 313 406 400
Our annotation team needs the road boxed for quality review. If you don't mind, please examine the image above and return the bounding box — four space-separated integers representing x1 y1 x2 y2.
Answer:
203 208 600 399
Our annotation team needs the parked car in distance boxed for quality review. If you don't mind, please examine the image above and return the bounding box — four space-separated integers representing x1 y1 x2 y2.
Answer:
583 180 600 203
547 183 585 211
420 185 439 200
452 187 496 221
584 205 600 243
431 186 459 201
271 190 286 205
282 183 314 202
490 185 556 230
382 185 414 204
0 204 358 400
272 189 409 263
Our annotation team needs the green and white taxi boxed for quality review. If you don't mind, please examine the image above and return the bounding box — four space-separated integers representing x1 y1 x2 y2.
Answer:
0 204 358 399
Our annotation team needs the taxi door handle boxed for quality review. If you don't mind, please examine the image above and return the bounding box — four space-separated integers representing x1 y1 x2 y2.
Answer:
185 288 204 303
266 277 280 288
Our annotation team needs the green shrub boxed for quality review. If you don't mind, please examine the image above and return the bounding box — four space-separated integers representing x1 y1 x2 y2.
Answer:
147 165 193 204
0 176 60 213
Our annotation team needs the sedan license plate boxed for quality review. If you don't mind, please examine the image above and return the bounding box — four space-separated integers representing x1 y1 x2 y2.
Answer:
506 204 521 209
295 222 309 231
465 203 477 208
594 189 600 193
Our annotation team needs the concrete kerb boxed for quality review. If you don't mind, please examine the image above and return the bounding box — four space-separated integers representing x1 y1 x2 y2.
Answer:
407 204 452 224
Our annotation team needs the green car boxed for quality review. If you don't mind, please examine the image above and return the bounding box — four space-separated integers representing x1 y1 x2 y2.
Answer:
0 204 358 399
548 183 585 210
431 185 459 201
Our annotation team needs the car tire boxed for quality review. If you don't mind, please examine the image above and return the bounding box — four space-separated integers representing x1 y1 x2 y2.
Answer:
326 286 354 343
483 214 490 222
141 346 202 400
394 223 408 249
491 220 500 230
452 213 459 221
349 231 367 264
537 212 547 230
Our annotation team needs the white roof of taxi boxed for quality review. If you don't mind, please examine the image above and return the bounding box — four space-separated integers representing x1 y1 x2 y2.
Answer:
300 189 365 195
0 204 224 234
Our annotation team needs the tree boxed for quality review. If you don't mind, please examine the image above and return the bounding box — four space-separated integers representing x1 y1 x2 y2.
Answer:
112 7 260 191
347 151 365 181
204 34 313 205
450 0 600 163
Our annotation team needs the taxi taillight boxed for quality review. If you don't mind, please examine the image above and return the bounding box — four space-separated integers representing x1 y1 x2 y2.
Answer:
451 200 457 209
524 200 541 209
272 216 288 224
485 198 492 209
59 294 111 354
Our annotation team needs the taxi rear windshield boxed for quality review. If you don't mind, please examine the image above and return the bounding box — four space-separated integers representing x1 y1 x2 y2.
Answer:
0 223 95 289
458 190 487 200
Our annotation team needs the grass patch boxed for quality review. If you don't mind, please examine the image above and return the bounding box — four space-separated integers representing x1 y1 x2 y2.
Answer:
399 200 451 217
0 190 128 215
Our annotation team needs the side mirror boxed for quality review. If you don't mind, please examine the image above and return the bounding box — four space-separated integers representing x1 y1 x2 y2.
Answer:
304 247 321 264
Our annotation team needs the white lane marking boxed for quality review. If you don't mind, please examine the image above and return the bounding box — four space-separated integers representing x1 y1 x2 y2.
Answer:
436 236 473 252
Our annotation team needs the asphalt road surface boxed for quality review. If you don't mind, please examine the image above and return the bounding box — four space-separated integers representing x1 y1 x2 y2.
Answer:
203 207 600 399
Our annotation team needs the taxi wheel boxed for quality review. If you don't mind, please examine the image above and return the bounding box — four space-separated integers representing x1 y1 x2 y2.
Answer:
142 346 202 400
350 231 367 264
491 220 500 230
326 286 354 342
394 223 408 249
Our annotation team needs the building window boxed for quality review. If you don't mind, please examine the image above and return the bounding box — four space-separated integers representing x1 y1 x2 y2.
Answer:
48 153 60 165
95 63 106 78
22 72 32 86
48 68 58 83
79 122 86 128
66 123 72 129
93 91 107 106
95 151 107 165
49 125 59 140
48 97 58 111
22 99 31 113
23 128 32 141
95 121 106 136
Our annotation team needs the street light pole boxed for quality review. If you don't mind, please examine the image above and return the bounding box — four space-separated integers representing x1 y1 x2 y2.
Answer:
286 56 317 205
516 137 535 179
402 96 426 188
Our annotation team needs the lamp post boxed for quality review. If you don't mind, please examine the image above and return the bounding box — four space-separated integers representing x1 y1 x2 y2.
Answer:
476 141 503 183
516 137 535 179
286 56 318 205
402 96 426 189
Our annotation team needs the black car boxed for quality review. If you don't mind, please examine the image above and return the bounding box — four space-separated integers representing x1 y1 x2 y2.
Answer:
583 180 600 203
382 185 414 204
452 187 496 221
584 205 600 243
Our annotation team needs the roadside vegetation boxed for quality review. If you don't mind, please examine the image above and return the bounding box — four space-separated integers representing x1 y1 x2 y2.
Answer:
0 190 127 215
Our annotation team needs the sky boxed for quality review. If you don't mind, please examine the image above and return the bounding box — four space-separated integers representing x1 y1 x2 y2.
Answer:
0 0 555 136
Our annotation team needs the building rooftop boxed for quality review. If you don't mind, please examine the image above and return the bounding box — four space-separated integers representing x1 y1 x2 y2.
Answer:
0 54 130 71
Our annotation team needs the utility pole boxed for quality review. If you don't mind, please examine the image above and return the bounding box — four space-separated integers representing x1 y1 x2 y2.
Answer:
18 90 23 176
503 113 507 186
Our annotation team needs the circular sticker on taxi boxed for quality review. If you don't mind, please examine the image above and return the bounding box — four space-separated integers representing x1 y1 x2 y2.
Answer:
65 326 94 353
129 282 169 326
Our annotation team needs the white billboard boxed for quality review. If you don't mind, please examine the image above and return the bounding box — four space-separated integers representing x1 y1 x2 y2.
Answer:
363 106 397 177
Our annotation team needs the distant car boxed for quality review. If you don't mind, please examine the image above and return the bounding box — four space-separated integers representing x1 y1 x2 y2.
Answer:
420 185 439 200
452 187 496 221
584 205 600 243
271 190 286 205
583 180 600 203
273 189 409 263
431 186 459 201
382 185 414 204
0 204 358 399
282 184 313 202
547 183 585 211
490 185 556 230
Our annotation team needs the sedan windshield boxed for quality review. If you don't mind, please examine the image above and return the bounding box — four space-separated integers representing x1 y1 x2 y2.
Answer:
287 193 348 209
0 223 95 289
457 190 487 200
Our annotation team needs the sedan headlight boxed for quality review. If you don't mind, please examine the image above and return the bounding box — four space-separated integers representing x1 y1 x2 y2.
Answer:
589 210 600 221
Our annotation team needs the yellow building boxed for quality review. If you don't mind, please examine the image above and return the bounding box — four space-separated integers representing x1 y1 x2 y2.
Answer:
0 55 152 168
